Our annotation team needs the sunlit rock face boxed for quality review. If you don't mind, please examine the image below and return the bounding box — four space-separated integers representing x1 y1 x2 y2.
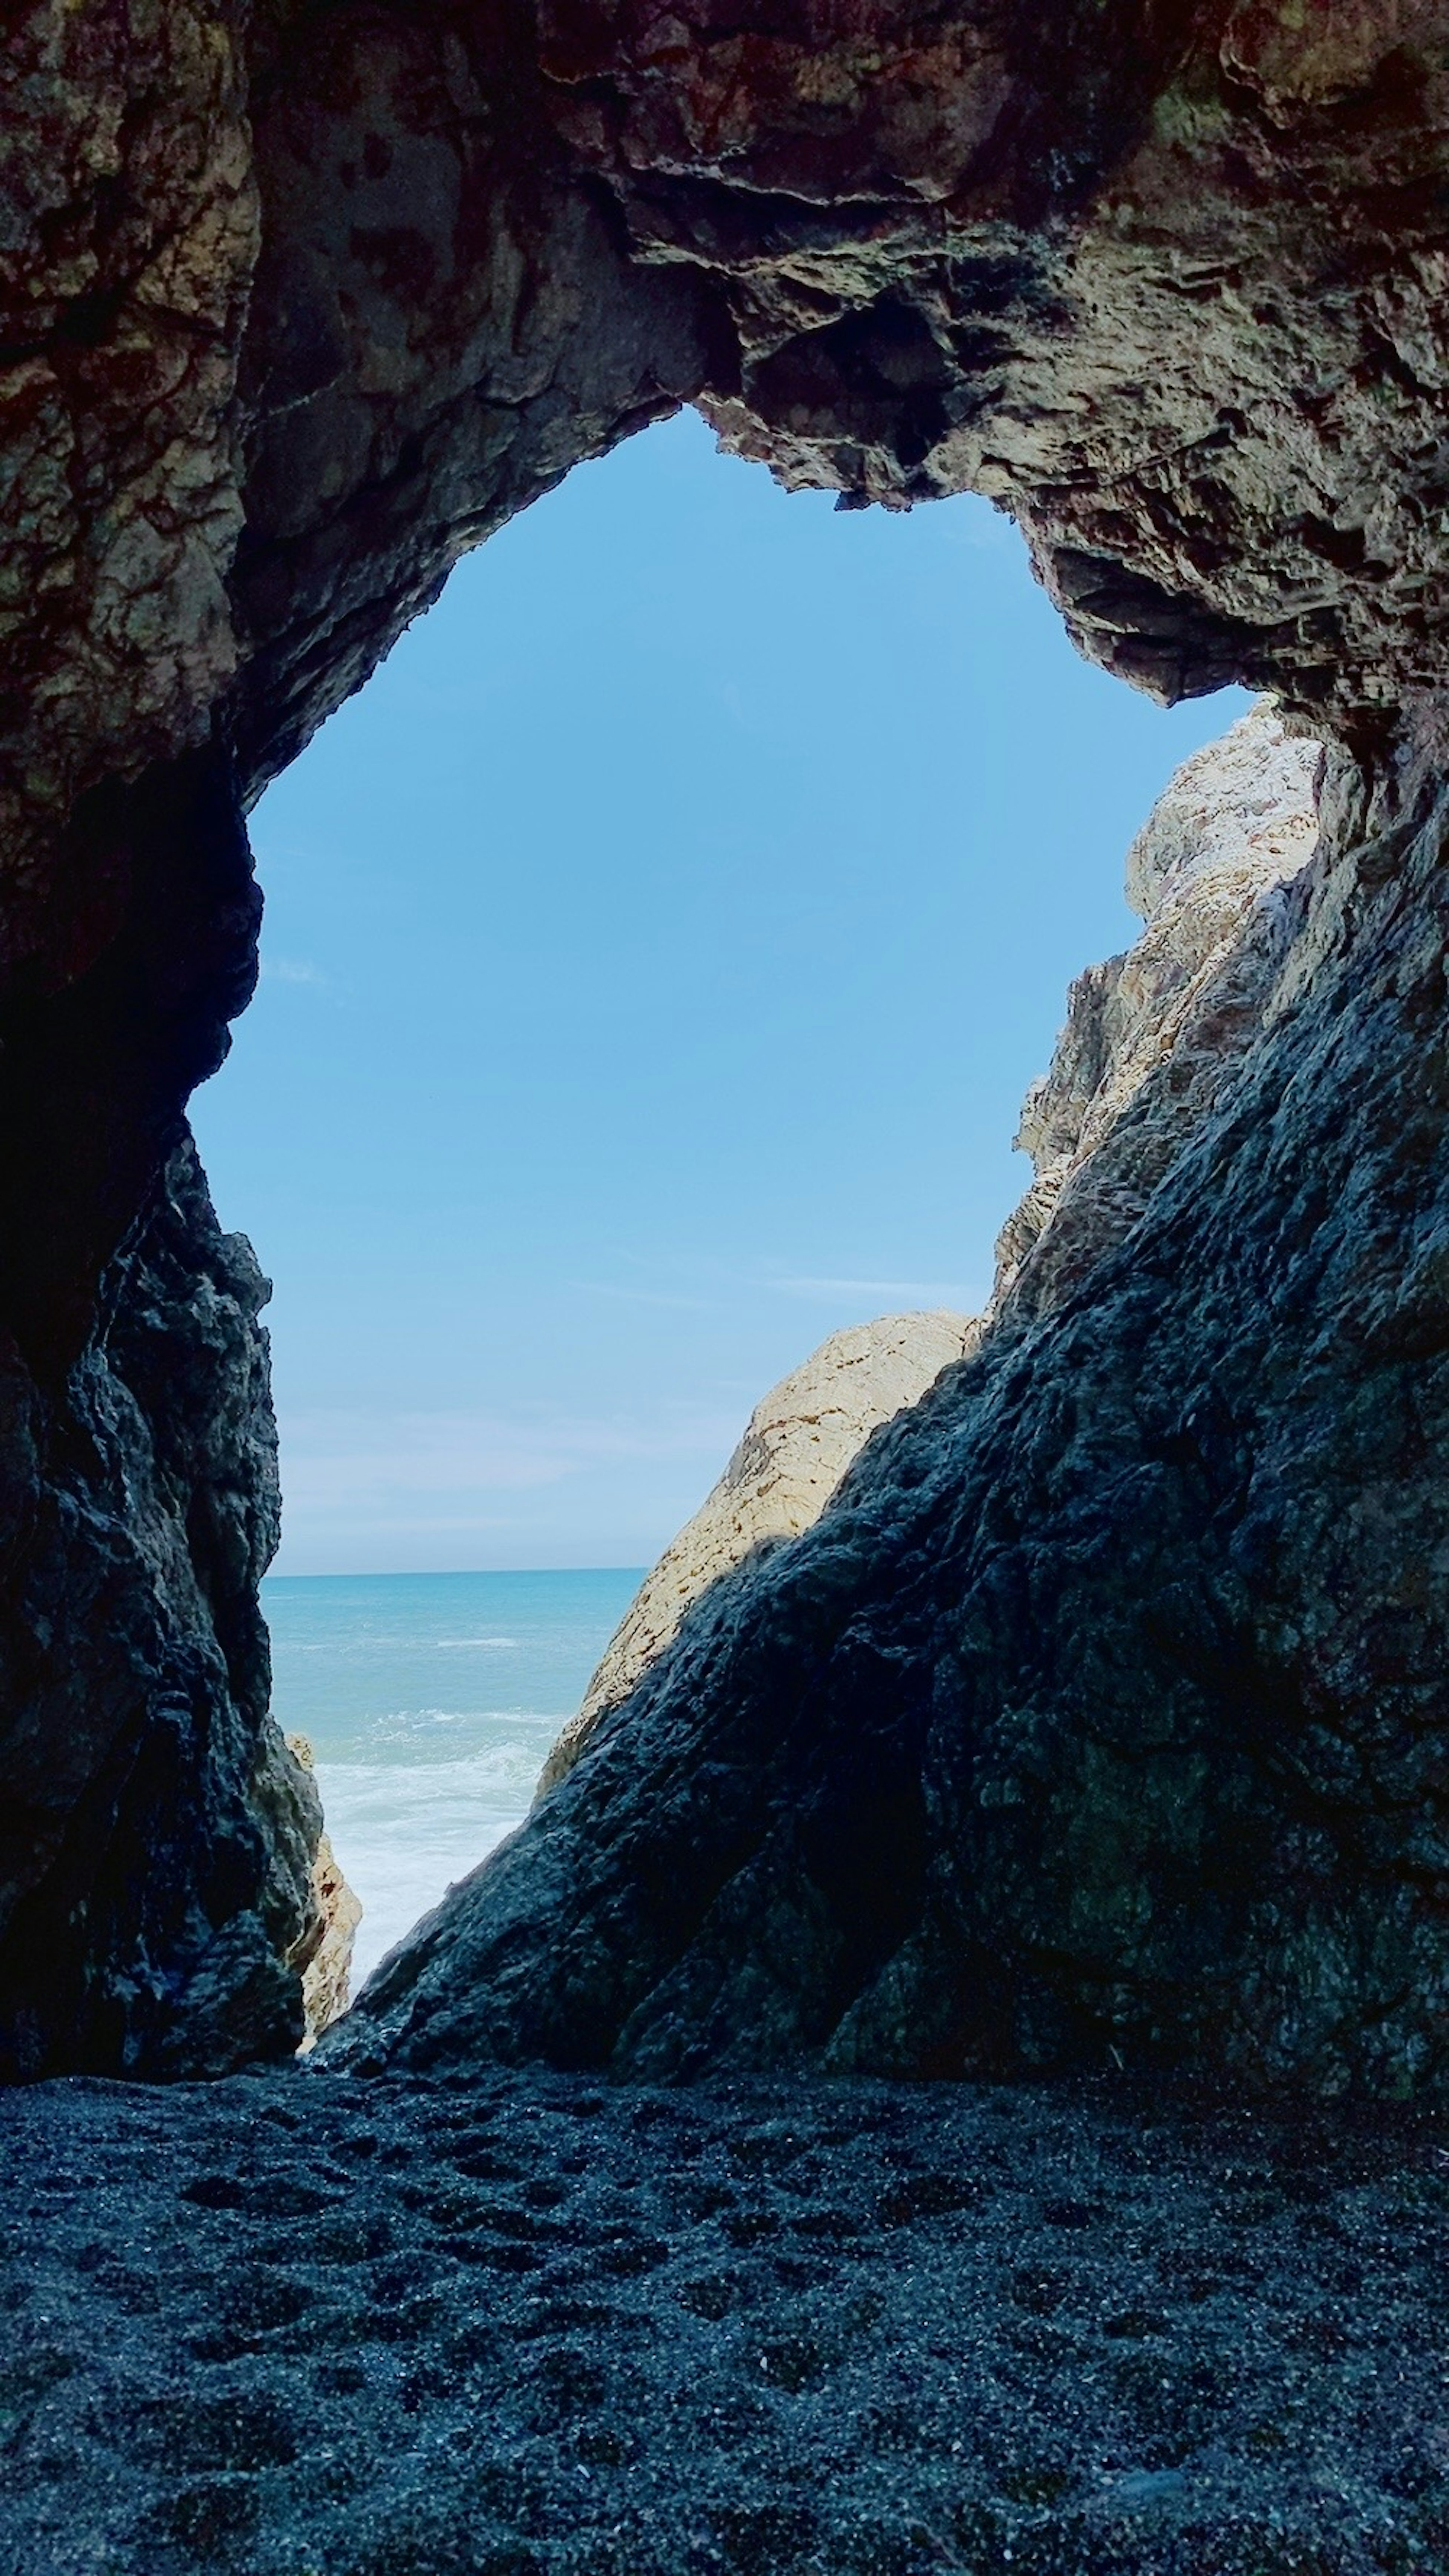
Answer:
993 699 1321 1317
7 0 1449 2072
286 1736 363 2044
538 1313 980 1799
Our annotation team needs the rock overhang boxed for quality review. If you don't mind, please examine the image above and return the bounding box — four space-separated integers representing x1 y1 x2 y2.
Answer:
5 0 1449 2079
8 0 1449 909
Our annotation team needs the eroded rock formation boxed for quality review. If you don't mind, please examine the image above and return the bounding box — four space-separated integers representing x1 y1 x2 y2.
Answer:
7 0 1449 2075
332 711 1449 2095
286 1735 363 2043
542 705 1315 1801
540 1313 980 1798
0 1140 321 2078
994 698 1321 1314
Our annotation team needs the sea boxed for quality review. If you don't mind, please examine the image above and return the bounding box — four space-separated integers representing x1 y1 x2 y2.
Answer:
262 1568 643 1988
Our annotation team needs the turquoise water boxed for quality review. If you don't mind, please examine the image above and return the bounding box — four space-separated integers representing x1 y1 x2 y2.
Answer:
263 1569 642 1986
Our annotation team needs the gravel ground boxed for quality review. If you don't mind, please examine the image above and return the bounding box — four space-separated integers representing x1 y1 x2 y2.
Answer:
0 2067 1446 2574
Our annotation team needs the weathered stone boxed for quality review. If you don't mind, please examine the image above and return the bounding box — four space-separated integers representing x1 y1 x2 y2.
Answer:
993 697 1321 1315
0 0 257 942
540 1313 979 1799
8 0 1449 2073
286 1736 363 2044
0 1139 320 2080
541 702 1320 1809
331 716 1449 2097
538 704 1318 1819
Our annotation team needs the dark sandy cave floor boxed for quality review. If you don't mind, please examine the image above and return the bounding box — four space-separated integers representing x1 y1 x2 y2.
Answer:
0 2065 1445 2575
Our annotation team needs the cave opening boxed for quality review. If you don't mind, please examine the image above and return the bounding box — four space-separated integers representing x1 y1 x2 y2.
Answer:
7 0 1447 2098
189 407 1250 1992
11 6 1449 2545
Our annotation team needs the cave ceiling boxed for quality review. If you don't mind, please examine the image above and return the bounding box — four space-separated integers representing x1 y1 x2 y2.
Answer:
6 0 1449 981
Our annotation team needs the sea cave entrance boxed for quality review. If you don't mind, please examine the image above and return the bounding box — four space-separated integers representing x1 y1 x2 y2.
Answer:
189 409 1251 1994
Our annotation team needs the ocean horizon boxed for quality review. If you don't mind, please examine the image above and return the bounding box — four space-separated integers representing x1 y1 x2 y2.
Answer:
263 1567 643 1988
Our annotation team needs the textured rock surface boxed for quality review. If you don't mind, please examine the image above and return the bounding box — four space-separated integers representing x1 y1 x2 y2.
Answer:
2 2061 1447 2573
8 0 1449 2069
564 0 1449 735
0 0 257 924
0 1139 322 2080
993 698 1321 1315
540 1313 978 1799
540 707 1316 1806
332 722 1449 2096
10 0 1449 899
285 1737 363 2044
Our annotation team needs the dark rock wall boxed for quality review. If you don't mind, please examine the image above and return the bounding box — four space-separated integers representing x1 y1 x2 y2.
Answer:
231 0 717 798
12 0 1449 868
332 720 1449 2095
0 1136 318 2078
7 0 1449 2073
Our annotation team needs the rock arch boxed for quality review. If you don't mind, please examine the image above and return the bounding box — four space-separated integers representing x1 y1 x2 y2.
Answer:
4 0 1449 2078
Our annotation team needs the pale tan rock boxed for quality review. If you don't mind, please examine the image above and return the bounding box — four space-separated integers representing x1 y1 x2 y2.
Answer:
992 701 1321 1318
285 1734 363 2045
537 1311 979 1796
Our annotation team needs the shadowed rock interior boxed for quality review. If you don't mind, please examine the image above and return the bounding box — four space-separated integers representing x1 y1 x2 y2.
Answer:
4 0 1449 2083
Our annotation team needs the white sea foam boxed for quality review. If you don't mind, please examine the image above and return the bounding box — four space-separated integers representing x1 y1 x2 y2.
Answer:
264 1568 643 1993
317 1736 559 1985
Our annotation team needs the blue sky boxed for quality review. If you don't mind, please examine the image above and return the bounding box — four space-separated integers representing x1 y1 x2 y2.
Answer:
193 409 1249 1573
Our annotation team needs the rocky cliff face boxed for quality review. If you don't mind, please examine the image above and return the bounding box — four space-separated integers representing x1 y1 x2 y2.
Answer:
8 0 1449 2075
0 1139 322 2078
994 699 1321 1316
540 705 1316 1804
332 712 1449 2096
540 1313 980 1798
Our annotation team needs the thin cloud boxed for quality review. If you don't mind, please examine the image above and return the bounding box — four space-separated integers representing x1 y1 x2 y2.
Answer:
270 1401 746 1568
942 495 1017 552
574 1265 983 1314
277 1404 743 1514
768 1274 976 1306
260 955 329 988
575 1281 716 1312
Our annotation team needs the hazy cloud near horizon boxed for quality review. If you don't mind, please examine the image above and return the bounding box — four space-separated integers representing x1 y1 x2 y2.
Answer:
768 1276 975 1305
273 1399 748 1574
